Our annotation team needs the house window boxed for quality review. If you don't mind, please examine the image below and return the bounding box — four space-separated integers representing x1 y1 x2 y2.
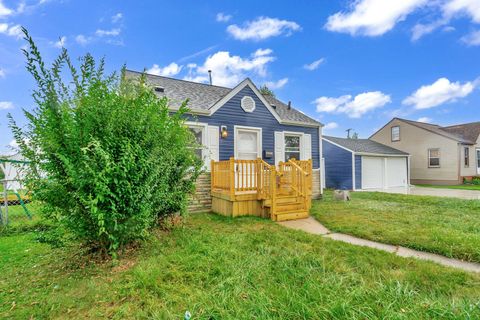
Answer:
187 125 205 160
285 135 301 161
391 126 400 141
428 148 440 168
464 147 469 167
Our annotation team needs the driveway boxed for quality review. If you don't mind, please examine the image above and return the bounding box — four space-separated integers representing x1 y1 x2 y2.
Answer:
362 186 480 200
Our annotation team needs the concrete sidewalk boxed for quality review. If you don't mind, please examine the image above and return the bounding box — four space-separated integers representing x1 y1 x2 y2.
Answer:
278 217 480 273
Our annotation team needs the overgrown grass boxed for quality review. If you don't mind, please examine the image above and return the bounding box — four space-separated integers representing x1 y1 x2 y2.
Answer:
0 202 47 235
1 213 480 319
312 191 480 263
416 184 480 191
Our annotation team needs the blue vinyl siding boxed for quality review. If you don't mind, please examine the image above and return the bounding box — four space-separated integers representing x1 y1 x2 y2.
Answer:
355 155 362 190
322 139 353 190
187 86 320 168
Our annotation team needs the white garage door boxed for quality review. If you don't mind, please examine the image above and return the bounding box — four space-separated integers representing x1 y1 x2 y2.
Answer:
361 157 384 189
386 157 408 188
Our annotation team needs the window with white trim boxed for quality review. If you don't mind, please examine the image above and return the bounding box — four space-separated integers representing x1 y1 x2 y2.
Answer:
391 126 400 141
285 134 301 161
428 148 440 168
187 125 205 160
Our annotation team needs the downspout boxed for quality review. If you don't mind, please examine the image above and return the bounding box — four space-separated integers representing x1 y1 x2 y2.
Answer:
319 125 324 195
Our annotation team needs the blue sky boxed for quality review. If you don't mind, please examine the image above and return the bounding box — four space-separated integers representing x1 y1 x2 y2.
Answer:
1 0 479 154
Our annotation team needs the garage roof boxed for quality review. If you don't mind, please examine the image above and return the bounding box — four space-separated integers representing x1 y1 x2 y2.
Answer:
323 136 409 156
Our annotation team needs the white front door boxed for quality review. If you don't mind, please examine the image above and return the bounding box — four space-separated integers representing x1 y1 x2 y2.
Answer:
235 127 262 189
477 149 480 175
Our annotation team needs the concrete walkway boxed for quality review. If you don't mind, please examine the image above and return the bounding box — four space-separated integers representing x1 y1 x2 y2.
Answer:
278 217 480 273
362 186 480 200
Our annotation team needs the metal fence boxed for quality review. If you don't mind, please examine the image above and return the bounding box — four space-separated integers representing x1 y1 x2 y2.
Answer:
0 156 31 225
1 180 32 225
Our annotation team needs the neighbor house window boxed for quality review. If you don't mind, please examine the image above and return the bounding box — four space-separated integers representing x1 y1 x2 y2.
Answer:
391 126 400 141
464 147 470 167
428 148 440 168
285 135 301 161
187 125 205 160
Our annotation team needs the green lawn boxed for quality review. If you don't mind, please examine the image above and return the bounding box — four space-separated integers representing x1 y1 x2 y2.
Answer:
415 184 480 191
1 212 480 319
312 191 480 263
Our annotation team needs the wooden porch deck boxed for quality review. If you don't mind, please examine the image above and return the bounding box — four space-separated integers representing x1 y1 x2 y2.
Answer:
210 158 312 221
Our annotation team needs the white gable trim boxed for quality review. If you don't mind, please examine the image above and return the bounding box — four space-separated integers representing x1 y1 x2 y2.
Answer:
322 137 354 153
208 78 284 124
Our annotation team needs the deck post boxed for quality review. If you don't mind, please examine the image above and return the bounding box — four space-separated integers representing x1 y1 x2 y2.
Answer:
270 168 277 220
229 157 235 201
256 158 262 199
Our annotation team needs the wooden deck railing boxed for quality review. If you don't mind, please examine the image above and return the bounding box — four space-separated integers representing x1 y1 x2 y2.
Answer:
211 158 312 200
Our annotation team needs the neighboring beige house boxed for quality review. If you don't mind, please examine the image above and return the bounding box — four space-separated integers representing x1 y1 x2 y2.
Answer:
371 118 480 185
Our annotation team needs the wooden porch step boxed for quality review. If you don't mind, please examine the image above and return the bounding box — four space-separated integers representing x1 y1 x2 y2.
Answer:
275 202 306 213
274 210 309 222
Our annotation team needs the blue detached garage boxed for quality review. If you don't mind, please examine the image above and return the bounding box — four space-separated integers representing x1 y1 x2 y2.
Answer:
322 136 410 190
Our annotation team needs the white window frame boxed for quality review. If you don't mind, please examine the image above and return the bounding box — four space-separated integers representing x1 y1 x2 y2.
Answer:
391 126 400 142
186 121 208 164
428 148 440 168
477 148 480 175
284 132 302 161
234 125 262 159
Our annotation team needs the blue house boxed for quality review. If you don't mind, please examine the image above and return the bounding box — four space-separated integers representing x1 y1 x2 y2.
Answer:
126 70 324 220
322 136 410 190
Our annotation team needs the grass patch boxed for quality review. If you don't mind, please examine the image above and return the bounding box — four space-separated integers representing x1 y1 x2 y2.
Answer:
1 213 480 319
312 191 480 263
415 184 480 191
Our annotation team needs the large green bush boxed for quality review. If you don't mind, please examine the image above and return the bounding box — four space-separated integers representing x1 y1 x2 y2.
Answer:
9 29 203 254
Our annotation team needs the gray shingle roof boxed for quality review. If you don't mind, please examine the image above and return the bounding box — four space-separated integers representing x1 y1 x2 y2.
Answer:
324 136 409 155
125 70 321 126
441 122 480 144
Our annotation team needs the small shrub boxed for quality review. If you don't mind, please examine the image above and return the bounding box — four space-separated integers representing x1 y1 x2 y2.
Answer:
9 29 202 255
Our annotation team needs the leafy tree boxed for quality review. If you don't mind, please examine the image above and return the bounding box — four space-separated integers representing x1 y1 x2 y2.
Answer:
259 85 275 98
9 29 203 255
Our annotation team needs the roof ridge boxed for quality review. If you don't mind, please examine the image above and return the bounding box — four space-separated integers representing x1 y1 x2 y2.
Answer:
125 69 233 90
442 121 480 128
395 117 440 127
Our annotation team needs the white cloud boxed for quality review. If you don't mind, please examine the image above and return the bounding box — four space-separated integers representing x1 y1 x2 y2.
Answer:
0 0 13 17
315 91 391 118
95 28 121 37
403 77 476 109
0 101 14 110
0 23 23 39
216 12 232 23
75 34 90 45
461 30 480 46
53 36 66 48
443 0 480 23
264 78 288 90
227 16 301 41
146 63 183 77
185 48 276 87
325 0 427 36
323 122 339 130
417 117 432 123
111 12 123 23
0 68 5 78
303 58 325 71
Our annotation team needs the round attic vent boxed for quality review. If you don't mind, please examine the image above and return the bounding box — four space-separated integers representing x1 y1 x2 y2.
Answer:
241 96 255 113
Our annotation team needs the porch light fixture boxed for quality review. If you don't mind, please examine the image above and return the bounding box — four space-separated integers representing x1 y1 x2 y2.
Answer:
221 125 228 139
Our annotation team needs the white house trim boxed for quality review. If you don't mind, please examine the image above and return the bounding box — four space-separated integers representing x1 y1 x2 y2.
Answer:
352 153 356 191
322 137 354 153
